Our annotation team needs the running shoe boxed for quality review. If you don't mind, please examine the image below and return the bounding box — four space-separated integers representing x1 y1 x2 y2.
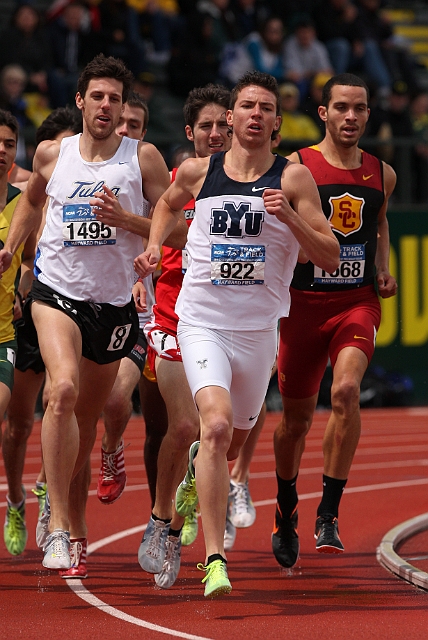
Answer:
154 534 181 589
42 528 71 570
314 514 344 553
224 514 236 552
175 441 199 517
271 505 299 568
97 440 126 505
197 559 232 598
4 489 28 556
32 483 47 520
36 489 51 549
138 516 170 573
59 538 88 579
229 480 256 528
181 508 198 546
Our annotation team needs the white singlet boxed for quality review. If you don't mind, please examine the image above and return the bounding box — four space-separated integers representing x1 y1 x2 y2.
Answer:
175 152 299 330
35 134 149 305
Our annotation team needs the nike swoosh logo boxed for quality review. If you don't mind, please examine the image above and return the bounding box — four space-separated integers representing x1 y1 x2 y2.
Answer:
251 186 270 192
362 174 373 181
0 227 7 230
249 415 259 421
354 335 369 341
118 161 128 165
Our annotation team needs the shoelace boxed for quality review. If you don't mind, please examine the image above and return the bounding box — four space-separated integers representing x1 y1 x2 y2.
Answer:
101 447 122 482
161 537 180 573
146 521 166 558
49 531 69 558
69 541 83 567
32 486 47 499
6 507 25 534
232 483 252 515
197 559 228 584
181 477 197 503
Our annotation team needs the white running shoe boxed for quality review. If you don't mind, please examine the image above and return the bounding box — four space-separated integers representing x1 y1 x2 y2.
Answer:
36 490 51 549
154 534 181 589
229 480 256 528
138 516 170 573
224 514 236 552
42 529 71 570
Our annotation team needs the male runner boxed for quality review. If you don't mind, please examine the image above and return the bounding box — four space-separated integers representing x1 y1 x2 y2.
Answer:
137 84 232 590
135 71 339 597
3 107 82 557
0 54 171 570
272 73 397 569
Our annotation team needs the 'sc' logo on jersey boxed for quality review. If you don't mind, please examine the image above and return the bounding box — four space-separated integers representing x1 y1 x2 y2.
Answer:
328 192 364 237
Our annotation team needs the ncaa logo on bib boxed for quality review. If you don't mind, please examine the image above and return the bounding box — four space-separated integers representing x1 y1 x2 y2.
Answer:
328 193 364 237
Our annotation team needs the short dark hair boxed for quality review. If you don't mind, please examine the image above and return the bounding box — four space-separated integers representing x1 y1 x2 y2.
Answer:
321 73 369 107
36 107 83 145
230 71 281 116
0 109 18 140
126 91 149 131
183 84 230 130
77 54 134 102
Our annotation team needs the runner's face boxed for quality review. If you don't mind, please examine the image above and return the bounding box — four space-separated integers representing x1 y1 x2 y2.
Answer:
185 104 230 158
320 84 369 148
116 104 146 140
0 125 17 176
76 78 124 140
227 85 280 147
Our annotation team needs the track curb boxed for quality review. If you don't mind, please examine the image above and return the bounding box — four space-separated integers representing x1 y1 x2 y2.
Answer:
377 512 428 590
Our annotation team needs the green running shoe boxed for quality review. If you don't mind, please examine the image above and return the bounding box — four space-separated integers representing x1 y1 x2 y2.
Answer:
4 489 28 556
197 559 232 598
32 483 47 519
181 508 198 546
175 441 199 517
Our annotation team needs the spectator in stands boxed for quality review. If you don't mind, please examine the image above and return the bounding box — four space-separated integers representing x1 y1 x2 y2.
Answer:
127 0 182 63
0 3 52 96
0 65 37 167
276 82 321 155
302 71 332 136
284 17 333 102
230 0 271 40
97 0 147 75
312 0 360 74
48 1 101 108
168 9 223 96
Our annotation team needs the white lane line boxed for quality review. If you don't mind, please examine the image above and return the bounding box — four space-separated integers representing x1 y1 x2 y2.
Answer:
66 477 428 637
67 580 214 640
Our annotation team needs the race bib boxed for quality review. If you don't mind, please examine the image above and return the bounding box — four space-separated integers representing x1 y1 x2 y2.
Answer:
62 203 116 247
314 244 365 284
210 244 265 286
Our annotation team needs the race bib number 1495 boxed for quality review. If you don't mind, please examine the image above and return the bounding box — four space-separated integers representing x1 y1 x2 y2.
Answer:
62 203 116 247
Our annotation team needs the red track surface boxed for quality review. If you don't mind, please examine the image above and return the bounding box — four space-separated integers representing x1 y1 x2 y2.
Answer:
1 408 428 639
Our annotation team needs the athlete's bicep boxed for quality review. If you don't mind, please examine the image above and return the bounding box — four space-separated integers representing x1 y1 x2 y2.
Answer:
139 144 170 208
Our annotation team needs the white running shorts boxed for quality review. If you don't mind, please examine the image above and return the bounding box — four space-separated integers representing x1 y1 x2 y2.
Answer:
177 321 277 430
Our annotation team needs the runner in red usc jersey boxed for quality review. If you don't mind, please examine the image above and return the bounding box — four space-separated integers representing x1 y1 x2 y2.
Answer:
273 73 397 568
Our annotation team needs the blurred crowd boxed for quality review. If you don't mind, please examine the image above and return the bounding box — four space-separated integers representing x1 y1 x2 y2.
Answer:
2 0 428 201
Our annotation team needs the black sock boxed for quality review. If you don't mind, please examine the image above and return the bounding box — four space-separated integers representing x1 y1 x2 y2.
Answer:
317 474 347 519
152 513 171 525
276 472 298 519
207 553 226 565
169 527 182 538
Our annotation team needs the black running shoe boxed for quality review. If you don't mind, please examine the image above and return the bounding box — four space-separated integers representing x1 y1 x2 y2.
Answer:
271 505 299 568
314 514 344 554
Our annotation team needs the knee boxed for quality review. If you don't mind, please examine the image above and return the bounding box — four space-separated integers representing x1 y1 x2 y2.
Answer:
47 378 78 415
278 409 312 441
168 416 200 450
201 417 231 455
331 377 360 416
4 415 33 444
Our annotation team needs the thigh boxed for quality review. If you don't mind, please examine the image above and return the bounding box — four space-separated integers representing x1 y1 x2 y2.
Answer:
177 322 232 399
229 328 277 430
278 312 329 400
31 301 82 384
